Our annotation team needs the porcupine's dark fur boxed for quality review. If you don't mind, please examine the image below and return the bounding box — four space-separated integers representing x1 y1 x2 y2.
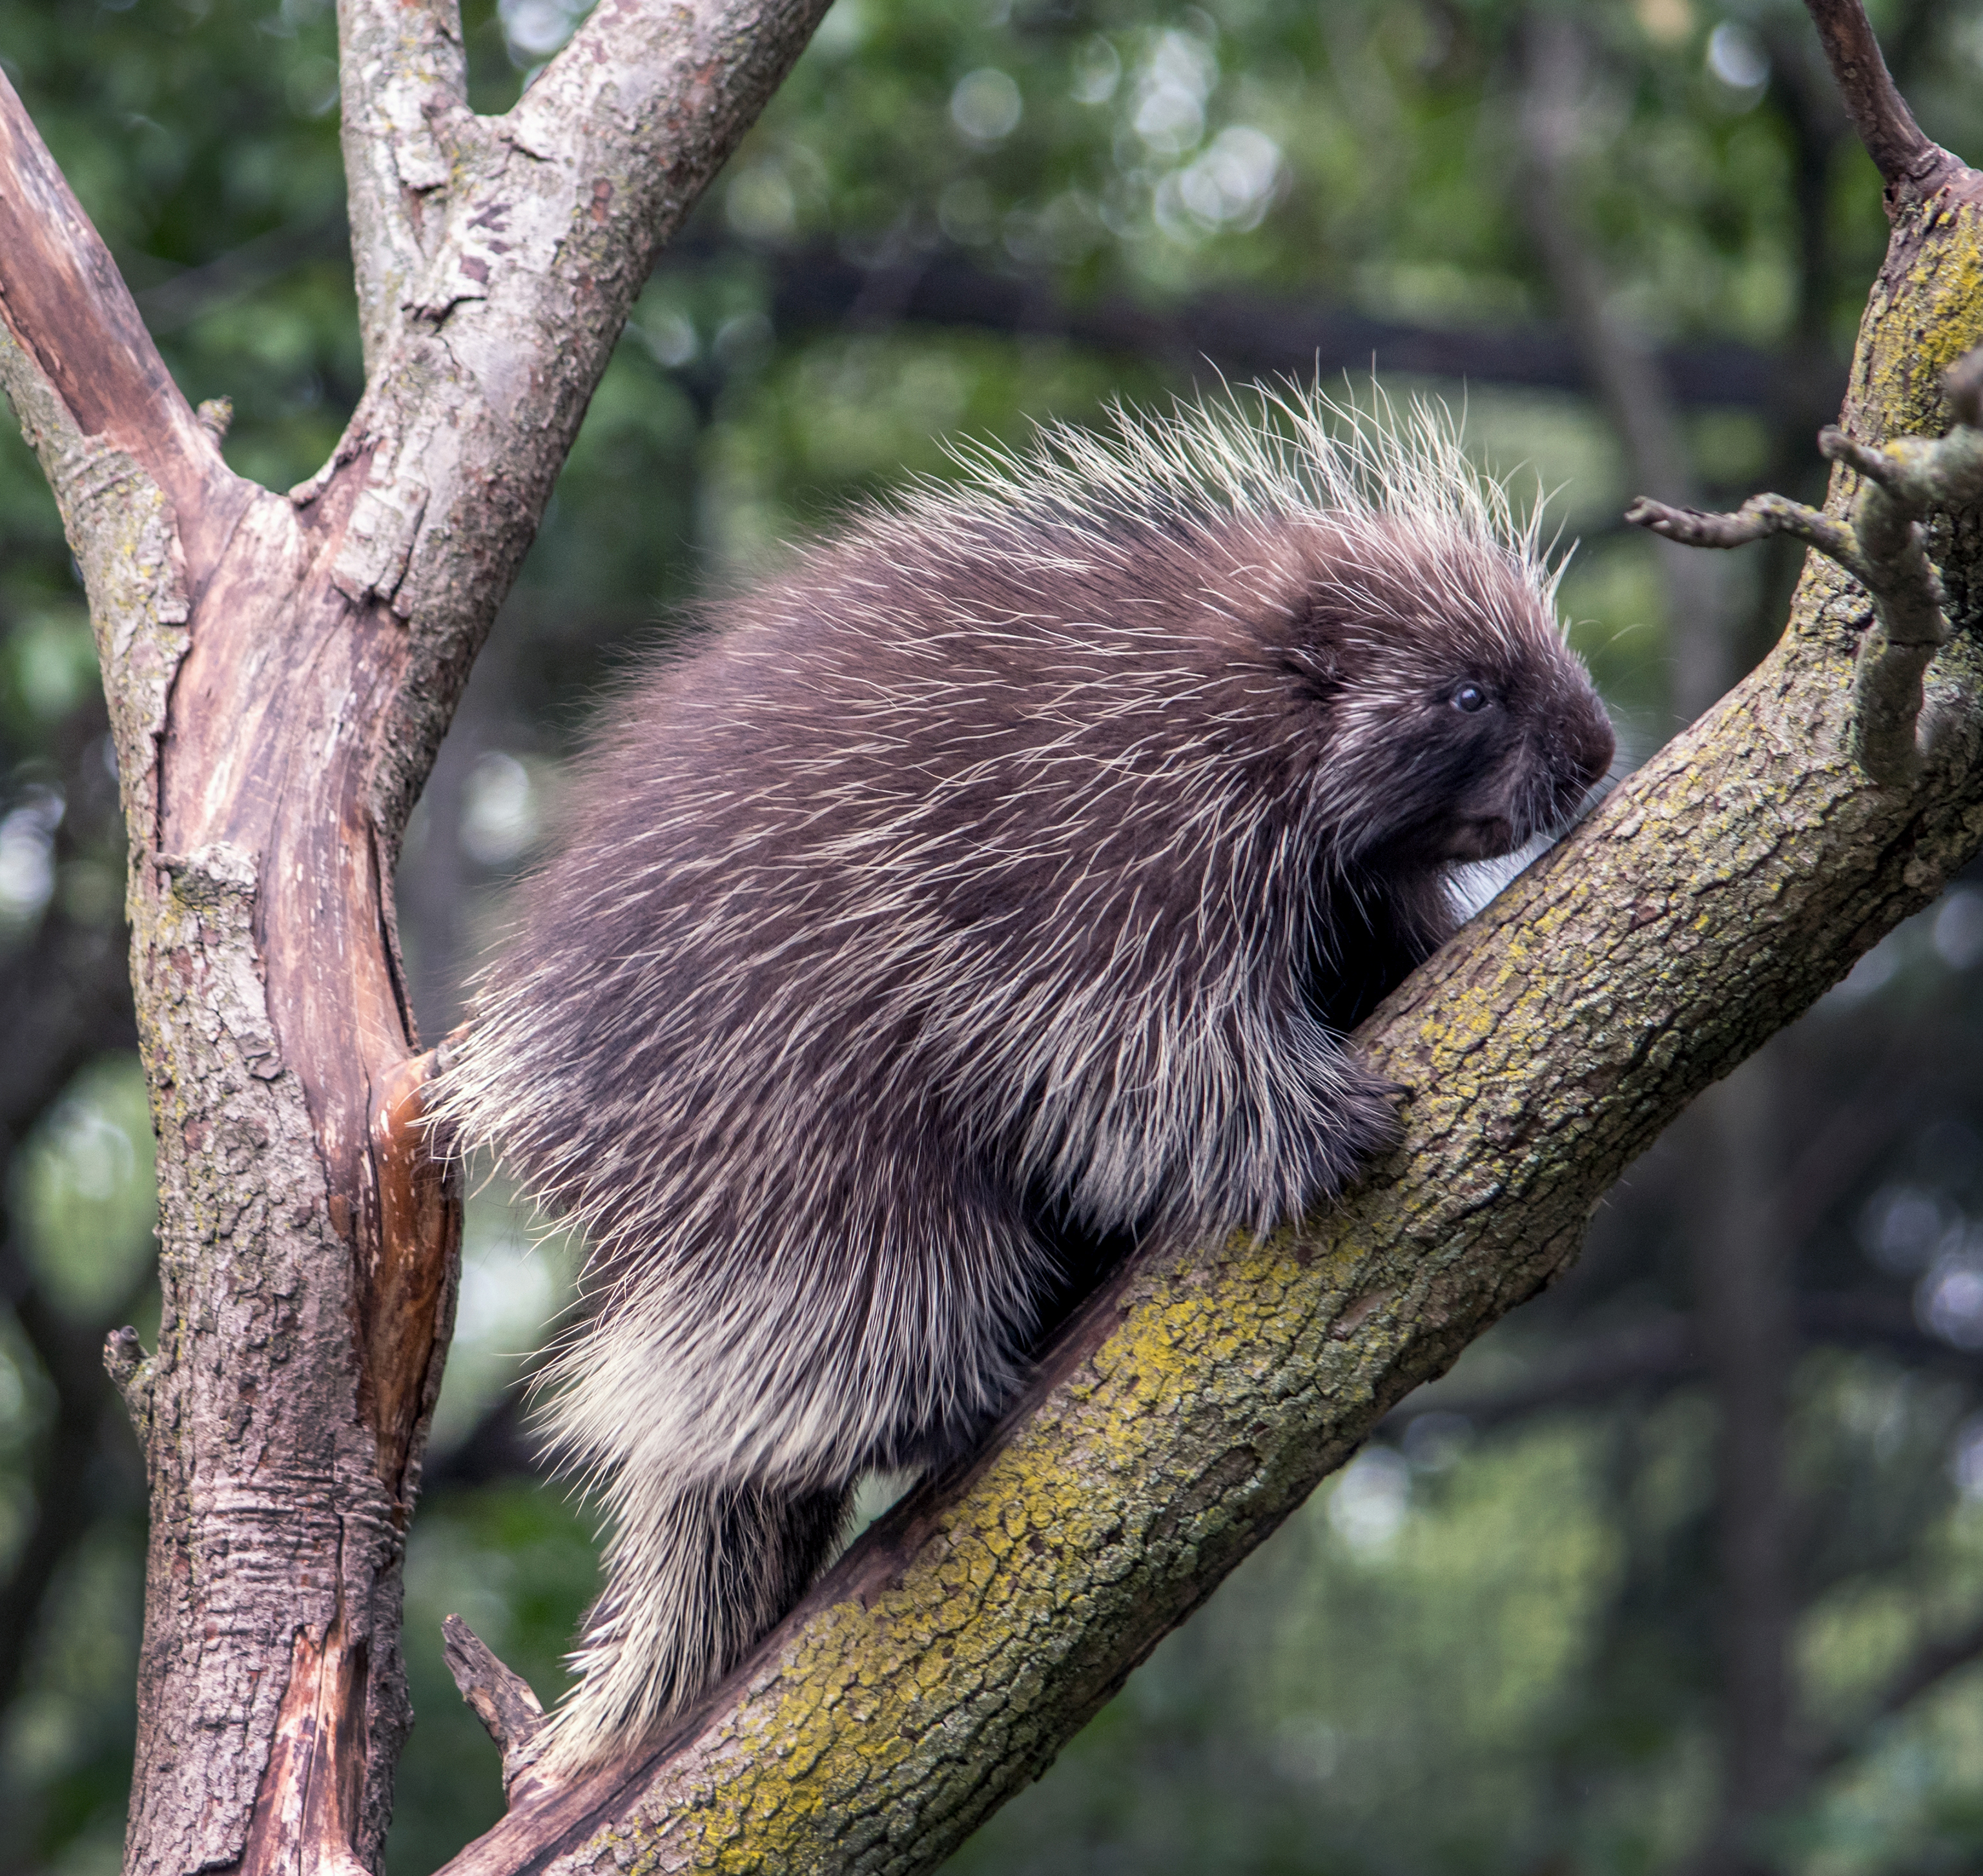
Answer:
437 389 1616 1770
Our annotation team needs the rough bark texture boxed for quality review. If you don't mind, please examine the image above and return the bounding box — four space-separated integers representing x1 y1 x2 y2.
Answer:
431 163 1983 1876
0 1 835 1870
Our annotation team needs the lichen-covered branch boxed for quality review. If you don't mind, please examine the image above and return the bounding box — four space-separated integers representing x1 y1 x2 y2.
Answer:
1623 490 1869 580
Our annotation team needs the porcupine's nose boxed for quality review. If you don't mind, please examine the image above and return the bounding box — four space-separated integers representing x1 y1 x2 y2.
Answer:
1567 703 1616 794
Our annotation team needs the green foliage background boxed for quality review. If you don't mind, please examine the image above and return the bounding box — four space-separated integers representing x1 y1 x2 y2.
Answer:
6 1 1983 1872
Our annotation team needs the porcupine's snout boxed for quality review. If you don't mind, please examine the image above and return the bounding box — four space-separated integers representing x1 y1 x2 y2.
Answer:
1561 699 1618 801
1439 675 1614 864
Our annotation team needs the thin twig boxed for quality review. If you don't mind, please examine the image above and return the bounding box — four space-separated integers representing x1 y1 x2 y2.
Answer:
1624 492 1871 584
1628 345 1983 786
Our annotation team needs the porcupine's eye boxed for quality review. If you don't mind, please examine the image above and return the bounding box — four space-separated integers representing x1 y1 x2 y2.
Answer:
1450 683 1490 714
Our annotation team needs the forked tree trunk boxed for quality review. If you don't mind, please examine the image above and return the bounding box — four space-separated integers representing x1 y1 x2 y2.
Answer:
0 1 834 1868
0 4 1980 1875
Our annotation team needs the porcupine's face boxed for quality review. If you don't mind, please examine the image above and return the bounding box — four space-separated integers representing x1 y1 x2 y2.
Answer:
1285 533 1616 869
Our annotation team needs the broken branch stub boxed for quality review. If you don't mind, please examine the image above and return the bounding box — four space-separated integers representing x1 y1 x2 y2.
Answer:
1627 344 1983 787
442 1615 548 1799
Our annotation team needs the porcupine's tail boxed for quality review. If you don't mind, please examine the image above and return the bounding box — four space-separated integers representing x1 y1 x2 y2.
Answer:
537 1474 855 1773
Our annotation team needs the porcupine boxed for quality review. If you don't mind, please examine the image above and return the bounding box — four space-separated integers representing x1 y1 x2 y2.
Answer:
437 387 1616 1771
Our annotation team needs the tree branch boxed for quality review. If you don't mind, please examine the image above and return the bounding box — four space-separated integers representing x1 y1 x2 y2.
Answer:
0 779 143 1748
1801 0 1955 203
1387 1316 1700 1430
443 1616 548 1796
0 73 234 547
1630 397 1983 785
336 0 469 373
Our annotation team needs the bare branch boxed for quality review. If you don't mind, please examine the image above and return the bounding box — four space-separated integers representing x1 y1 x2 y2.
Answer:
1629 347 1983 786
515 0 837 232
1388 1317 1699 1430
120 203 1814 414
1625 492 1871 583
311 0 842 853
0 806 138 1153
133 212 348 335
0 69 255 861
0 71 235 544
1685 1062 1800 1866
1802 0 1955 201
1385 1294 1980 1438
336 0 471 371
102 1325 153 1437
1516 17 1691 508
